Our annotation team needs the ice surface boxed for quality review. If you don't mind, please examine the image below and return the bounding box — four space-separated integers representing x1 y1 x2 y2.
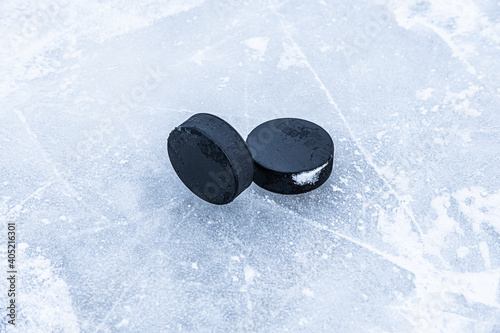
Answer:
1 0 499 332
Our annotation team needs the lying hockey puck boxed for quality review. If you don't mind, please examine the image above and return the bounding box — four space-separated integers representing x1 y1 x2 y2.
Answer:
246 118 334 194
167 113 254 205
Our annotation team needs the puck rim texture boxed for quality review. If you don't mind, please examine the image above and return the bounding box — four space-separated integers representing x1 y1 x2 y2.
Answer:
167 113 254 205
246 118 334 195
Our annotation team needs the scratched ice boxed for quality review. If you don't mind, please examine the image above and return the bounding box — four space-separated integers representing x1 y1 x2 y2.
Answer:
1 0 499 332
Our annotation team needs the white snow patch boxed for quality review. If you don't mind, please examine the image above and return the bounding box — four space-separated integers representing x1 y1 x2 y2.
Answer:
218 76 230 89
456 247 470 258
330 185 345 193
244 265 260 284
115 318 130 328
416 88 434 101
390 0 480 60
292 162 329 186
0 244 80 332
302 288 314 298
391 0 481 35
445 85 482 117
244 37 269 59
376 130 388 140
18 242 29 251
191 48 209 66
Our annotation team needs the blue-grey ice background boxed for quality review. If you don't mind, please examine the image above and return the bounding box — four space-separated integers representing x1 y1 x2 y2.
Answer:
1 0 500 332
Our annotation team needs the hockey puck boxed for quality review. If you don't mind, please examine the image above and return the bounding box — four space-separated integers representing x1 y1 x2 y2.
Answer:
167 113 254 205
246 118 334 194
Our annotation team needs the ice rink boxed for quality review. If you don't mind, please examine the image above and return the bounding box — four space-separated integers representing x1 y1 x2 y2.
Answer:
1 0 499 331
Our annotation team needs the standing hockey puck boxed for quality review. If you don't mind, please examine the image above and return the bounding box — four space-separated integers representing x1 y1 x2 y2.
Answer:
167 113 254 205
246 118 334 194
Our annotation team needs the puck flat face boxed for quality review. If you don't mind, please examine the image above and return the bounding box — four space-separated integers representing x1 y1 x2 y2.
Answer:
246 118 334 194
167 113 254 205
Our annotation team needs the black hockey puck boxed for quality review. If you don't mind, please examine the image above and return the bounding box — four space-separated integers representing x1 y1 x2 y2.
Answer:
246 118 334 194
167 113 254 205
